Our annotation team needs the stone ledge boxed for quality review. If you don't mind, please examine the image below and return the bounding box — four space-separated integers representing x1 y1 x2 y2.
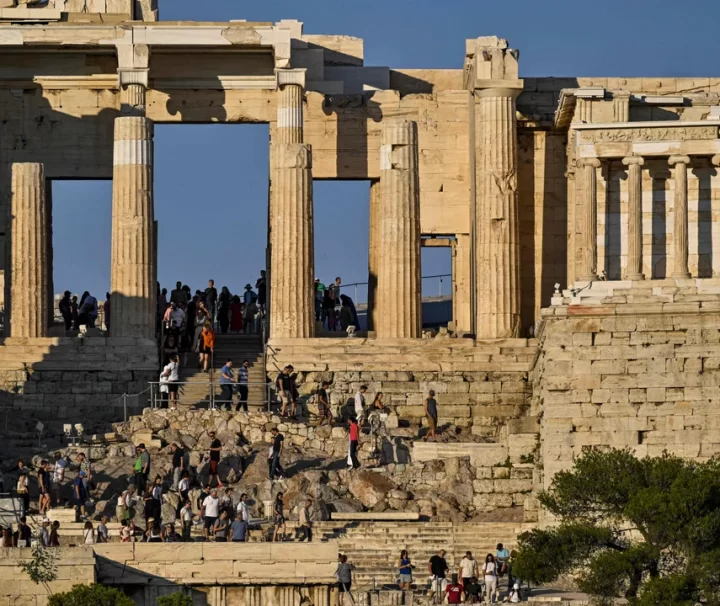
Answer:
330 511 420 521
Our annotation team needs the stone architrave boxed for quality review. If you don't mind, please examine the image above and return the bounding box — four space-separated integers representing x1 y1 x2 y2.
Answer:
622 156 644 280
110 116 156 338
9 163 48 338
475 88 521 338
269 143 315 338
376 119 421 339
578 158 602 282
669 155 691 279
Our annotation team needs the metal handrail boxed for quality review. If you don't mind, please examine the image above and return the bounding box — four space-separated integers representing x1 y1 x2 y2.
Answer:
147 380 277 412
330 273 452 306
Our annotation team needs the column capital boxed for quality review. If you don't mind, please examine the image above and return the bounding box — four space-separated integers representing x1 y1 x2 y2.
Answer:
711 155 720 167
275 68 306 90
668 155 690 167
577 158 601 169
116 42 150 89
622 156 644 167
474 81 523 99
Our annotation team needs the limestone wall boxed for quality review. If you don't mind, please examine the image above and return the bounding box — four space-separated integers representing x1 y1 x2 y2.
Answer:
535 281 720 490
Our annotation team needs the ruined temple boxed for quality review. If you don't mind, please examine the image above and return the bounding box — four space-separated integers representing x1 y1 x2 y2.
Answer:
1 1 720 604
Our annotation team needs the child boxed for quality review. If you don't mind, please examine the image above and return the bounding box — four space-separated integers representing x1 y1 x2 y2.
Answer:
508 582 521 603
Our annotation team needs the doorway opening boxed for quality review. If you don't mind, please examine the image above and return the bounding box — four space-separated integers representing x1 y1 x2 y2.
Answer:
51 180 112 330
421 239 453 329
154 124 269 300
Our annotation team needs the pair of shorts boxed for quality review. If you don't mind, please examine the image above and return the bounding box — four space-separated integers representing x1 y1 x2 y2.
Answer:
399 573 412 583
209 460 219 475
168 382 179 394
427 415 437 430
204 516 217 529
200 344 211 354
280 391 293 404
274 514 285 526
338 581 352 593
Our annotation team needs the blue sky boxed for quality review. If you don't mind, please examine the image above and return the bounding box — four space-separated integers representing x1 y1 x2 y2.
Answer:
52 0 720 303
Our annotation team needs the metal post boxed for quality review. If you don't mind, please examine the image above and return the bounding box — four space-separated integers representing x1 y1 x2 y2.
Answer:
354 284 358 304
439 276 443 297
123 393 127 422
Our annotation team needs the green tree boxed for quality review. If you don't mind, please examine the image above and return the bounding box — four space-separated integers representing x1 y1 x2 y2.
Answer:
20 543 59 588
47 584 134 606
513 449 720 605
158 592 193 606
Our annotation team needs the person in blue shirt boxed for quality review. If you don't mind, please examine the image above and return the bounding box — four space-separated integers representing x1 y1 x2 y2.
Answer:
219 359 234 411
496 543 510 577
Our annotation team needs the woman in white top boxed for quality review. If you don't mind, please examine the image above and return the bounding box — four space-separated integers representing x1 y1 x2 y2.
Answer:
83 520 95 545
483 553 498 604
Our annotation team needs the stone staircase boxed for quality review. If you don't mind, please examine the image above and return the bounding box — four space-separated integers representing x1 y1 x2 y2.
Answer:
314 521 527 588
177 335 266 410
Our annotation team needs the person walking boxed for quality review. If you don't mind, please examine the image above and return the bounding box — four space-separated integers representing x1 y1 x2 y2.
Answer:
229 296 243 333
296 498 313 542
483 553 498 604
213 510 230 542
52 452 67 507
428 549 449 602
162 354 180 409
204 280 218 323
347 417 361 470
217 286 231 334
134 444 150 494
97 516 110 543
277 366 297 417
234 493 250 542
219 359 234 410
79 291 98 328
170 281 186 306
272 492 286 542
423 390 439 442
317 380 333 426
398 549 413 591
180 501 194 541
354 385 368 425
150 476 163 522
230 510 248 542
37 460 51 516
269 427 285 480
208 431 223 488
199 323 215 373
255 270 267 313
170 443 185 492
336 554 355 605
59 291 72 331
236 360 249 412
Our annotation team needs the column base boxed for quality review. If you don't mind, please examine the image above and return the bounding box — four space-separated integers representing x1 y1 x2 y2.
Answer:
626 273 645 281
672 272 691 280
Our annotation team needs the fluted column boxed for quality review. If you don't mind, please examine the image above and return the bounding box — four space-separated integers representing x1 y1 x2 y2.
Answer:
475 89 521 338
275 69 305 144
9 163 48 338
110 116 155 338
578 158 601 282
270 143 314 338
376 119 421 339
367 179 381 332
669 155 691 279
623 156 644 280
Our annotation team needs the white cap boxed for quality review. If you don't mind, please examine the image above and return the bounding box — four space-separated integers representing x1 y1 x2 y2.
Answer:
513 582 520 589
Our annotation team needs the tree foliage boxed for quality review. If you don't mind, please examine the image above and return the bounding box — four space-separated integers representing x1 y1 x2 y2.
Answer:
20 543 58 586
513 449 720 605
158 592 193 606
47 584 134 606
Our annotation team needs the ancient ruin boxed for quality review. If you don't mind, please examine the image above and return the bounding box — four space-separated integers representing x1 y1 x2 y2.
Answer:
0 1 719 605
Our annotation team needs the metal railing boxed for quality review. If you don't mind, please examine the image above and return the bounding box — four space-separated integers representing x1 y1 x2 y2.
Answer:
339 273 452 307
147 380 275 412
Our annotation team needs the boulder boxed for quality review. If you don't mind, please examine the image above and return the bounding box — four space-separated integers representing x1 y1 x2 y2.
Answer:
348 471 396 508
328 498 363 513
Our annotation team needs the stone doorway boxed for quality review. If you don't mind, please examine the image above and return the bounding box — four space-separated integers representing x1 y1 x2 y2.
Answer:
421 241 453 329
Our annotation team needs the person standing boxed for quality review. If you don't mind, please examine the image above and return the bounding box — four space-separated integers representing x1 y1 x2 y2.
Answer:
72 472 89 520
428 549 449 602
217 286 231 334
398 550 413 591
103 292 111 332
296 498 313 542
277 366 297 418
255 270 267 312
269 427 285 480
201 488 220 541
204 280 218 323
317 381 333 426
70 295 79 330
235 493 250 541
459 551 479 598
171 281 187 307
162 354 180 410
336 554 355 605
170 443 185 492
48 520 60 547
219 359 234 410
151 476 163 523
52 452 67 507
208 431 223 488
272 492 286 542
16 468 29 516
236 360 249 412
354 385 368 425
483 554 498 604
59 291 72 331
347 417 361 470
134 444 150 494
79 291 98 328
213 510 230 542
181 501 194 541
314 278 326 322
423 390 439 442
37 460 51 516
230 510 247 543
77 452 92 495
97 516 110 543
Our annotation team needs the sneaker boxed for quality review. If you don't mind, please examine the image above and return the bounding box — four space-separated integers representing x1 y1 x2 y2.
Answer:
217 483 224 488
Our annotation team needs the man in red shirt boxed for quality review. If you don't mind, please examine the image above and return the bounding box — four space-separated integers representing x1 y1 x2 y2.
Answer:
445 573 464 604
347 417 361 470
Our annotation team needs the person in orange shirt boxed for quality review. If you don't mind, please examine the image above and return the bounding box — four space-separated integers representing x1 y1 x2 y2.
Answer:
199 324 215 373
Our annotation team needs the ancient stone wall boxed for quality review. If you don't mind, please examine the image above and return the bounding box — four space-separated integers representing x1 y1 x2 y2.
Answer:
535 281 720 492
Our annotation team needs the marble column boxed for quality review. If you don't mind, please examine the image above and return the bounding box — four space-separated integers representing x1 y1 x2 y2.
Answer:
622 156 644 280
110 116 156 338
669 155 691 279
118 69 148 117
9 163 48 338
578 158 601 282
367 179 381 332
376 119 421 339
270 143 315 338
475 88 521 338
276 69 305 144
